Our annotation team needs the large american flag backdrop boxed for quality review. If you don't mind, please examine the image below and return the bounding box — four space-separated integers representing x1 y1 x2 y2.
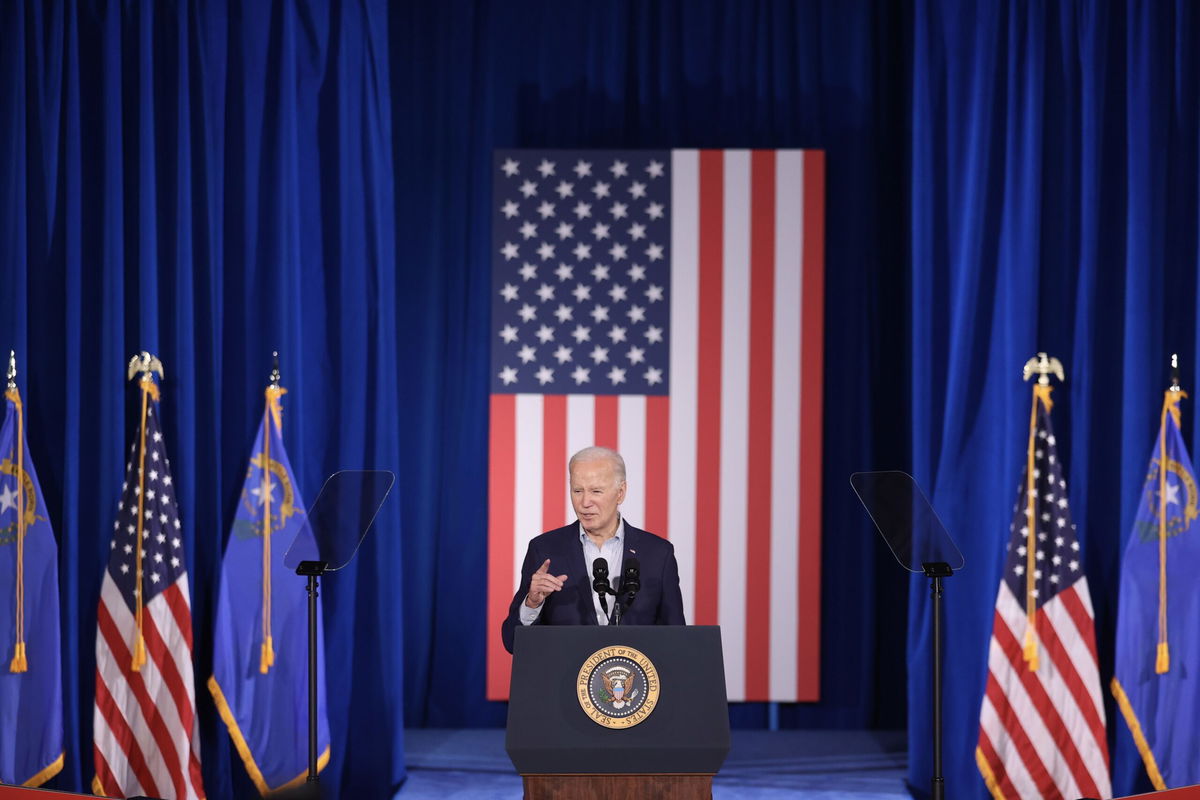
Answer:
93 392 205 800
486 149 825 702
976 388 1110 799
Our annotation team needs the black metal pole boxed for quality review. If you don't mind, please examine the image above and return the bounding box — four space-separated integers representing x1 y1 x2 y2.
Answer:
931 571 944 800
307 572 319 784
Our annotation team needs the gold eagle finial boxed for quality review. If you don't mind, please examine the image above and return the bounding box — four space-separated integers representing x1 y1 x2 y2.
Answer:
1022 352 1064 385
127 351 165 383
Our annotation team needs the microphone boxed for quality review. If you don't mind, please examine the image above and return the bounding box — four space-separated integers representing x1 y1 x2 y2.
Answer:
592 557 611 593
621 558 641 599
592 557 611 617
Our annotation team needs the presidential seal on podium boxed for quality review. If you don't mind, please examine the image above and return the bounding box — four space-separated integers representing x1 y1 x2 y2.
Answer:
577 646 661 728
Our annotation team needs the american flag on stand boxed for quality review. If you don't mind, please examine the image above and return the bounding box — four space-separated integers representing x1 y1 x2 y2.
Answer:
93 388 205 800
486 149 824 702
976 386 1110 799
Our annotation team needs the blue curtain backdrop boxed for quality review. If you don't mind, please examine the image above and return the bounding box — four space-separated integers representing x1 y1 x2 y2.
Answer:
4 1 1200 799
0 1 403 797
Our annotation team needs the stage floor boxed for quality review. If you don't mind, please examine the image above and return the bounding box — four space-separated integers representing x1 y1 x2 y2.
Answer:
397 728 907 798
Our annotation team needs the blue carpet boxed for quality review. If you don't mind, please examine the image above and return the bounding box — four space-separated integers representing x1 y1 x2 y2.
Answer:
396 729 907 798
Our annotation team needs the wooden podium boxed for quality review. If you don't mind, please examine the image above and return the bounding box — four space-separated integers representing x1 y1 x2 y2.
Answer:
507 625 730 800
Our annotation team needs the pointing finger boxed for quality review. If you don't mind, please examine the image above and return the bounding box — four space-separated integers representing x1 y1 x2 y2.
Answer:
537 575 564 591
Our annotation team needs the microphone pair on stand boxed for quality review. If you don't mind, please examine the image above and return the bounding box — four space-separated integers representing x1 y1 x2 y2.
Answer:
592 557 640 624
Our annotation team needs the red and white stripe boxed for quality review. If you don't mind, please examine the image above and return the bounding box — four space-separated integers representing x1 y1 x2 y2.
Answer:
977 581 1110 799
94 574 205 800
487 149 824 702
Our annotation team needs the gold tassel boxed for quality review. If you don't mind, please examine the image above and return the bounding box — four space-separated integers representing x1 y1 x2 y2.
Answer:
1156 642 1170 674
131 632 147 672
10 642 27 673
260 636 276 673
1023 627 1039 672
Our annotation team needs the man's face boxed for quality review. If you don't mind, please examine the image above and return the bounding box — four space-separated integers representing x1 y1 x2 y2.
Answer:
570 458 626 537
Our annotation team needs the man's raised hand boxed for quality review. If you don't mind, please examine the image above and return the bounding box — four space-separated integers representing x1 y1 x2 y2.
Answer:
525 558 568 608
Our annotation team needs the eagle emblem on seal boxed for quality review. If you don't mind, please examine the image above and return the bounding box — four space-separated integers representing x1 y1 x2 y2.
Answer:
601 668 638 709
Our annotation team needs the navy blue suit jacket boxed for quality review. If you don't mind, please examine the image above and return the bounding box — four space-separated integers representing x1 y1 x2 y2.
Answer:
501 521 686 654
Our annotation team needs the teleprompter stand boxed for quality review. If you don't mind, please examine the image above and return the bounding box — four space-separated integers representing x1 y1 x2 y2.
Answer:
280 471 395 800
851 471 964 800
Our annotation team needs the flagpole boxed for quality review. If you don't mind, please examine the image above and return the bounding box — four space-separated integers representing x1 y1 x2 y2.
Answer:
1020 353 1065 673
6 351 27 673
261 352 283 674
1156 354 1185 674
126 351 164 672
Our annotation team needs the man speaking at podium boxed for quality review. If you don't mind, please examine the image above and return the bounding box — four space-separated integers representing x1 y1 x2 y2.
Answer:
501 446 686 654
